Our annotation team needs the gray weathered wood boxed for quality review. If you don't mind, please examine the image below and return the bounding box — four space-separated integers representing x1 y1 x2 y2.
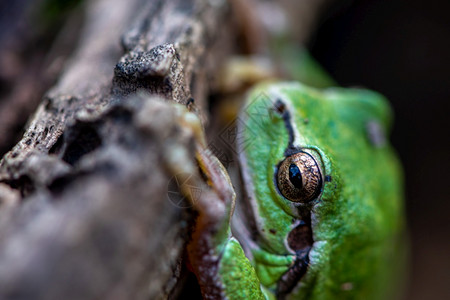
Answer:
0 0 232 299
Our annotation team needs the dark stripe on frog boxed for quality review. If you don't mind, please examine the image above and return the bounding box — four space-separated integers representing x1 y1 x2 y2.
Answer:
273 99 298 155
273 98 313 298
277 247 310 299
287 219 313 251
276 220 313 298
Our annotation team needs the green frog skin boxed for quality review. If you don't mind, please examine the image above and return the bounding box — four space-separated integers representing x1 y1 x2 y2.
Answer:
188 81 406 300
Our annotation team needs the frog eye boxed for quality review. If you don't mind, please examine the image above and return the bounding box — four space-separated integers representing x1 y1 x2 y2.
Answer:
276 151 323 203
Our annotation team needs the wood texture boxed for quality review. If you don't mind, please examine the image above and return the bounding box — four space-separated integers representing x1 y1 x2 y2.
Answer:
0 0 232 299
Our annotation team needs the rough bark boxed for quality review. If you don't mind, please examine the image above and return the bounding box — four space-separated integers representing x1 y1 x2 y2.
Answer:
0 0 232 299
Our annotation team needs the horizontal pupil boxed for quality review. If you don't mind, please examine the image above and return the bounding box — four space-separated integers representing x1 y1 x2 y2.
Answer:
289 164 303 189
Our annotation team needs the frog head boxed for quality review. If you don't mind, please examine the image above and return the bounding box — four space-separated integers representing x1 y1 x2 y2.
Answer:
238 82 405 298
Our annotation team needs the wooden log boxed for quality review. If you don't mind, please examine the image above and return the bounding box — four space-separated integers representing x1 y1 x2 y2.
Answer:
0 0 232 299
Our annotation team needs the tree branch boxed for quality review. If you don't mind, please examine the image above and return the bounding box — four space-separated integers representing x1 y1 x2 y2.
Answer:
0 0 233 299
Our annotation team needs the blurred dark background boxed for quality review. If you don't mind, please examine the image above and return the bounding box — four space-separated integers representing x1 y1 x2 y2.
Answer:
310 0 450 299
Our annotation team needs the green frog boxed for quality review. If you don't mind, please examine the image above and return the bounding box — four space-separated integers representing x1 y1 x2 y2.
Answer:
183 77 406 299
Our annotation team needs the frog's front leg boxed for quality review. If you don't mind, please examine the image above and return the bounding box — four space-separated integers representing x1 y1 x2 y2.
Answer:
186 148 266 300
163 103 267 299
